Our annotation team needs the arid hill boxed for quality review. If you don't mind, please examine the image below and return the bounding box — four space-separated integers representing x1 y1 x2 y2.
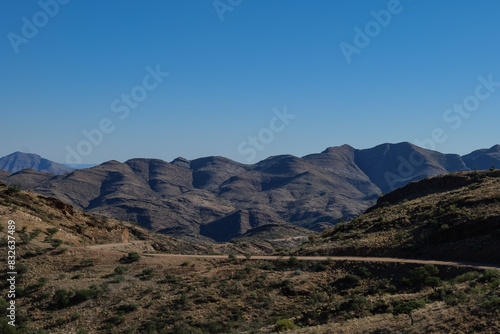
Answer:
296 170 500 265
1 143 499 242
1 179 499 333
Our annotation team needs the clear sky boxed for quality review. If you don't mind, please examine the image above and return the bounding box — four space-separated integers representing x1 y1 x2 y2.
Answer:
1 1 500 165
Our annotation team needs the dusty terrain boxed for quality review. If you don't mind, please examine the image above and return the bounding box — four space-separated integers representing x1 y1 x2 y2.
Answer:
0 175 499 333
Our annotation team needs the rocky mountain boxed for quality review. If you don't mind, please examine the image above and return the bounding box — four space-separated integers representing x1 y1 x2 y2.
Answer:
1 143 499 242
462 144 500 171
0 152 74 174
352 142 468 193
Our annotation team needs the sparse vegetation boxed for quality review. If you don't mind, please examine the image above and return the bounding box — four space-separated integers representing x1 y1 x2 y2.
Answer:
114 265 128 275
121 252 140 263
46 227 59 236
393 299 426 326
2 171 500 333
275 318 298 332
7 183 22 194
50 238 63 248
404 265 442 291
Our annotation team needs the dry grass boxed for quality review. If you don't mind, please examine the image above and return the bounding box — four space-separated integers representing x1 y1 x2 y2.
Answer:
0 177 499 333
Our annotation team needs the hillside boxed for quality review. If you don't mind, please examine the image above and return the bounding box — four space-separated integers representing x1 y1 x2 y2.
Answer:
1 180 499 333
0 152 74 175
0 182 210 255
1 143 499 242
296 170 500 265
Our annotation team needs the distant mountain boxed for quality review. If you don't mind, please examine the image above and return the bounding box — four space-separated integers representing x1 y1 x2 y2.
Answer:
0 152 74 174
353 142 468 193
1 143 499 242
462 145 500 171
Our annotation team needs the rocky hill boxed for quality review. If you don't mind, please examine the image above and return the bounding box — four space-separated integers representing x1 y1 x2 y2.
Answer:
296 170 500 265
1 143 499 242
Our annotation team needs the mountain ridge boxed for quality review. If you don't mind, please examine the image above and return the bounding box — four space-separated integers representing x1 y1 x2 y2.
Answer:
1 142 499 242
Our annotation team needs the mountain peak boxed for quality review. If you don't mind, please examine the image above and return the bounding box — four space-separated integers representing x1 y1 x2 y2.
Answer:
321 144 355 154
0 152 73 175
489 144 500 152
171 157 191 169
9 151 41 158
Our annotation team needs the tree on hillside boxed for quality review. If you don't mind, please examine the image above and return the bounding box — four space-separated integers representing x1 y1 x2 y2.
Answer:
393 300 426 326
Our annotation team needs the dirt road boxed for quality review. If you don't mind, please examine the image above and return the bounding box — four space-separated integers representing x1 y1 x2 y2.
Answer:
142 253 500 270
86 242 500 270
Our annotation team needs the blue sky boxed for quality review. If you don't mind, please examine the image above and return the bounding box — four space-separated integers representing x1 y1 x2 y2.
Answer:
1 0 500 164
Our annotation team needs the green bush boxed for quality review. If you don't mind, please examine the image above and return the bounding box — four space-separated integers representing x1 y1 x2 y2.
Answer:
7 183 21 194
16 263 28 275
40 291 51 300
259 262 276 271
480 269 500 283
32 277 48 289
405 265 442 290
439 224 450 231
72 289 97 304
50 239 63 248
482 295 500 309
444 292 468 306
15 287 26 297
114 266 128 275
0 299 9 317
341 296 371 313
454 271 482 283
118 303 138 313
288 256 300 267
46 227 59 236
0 318 17 334
316 262 328 272
275 319 298 332
141 268 155 280
111 275 125 283
337 274 361 288
121 252 140 263
53 289 72 308
106 315 125 326
30 228 42 239
356 266 372 278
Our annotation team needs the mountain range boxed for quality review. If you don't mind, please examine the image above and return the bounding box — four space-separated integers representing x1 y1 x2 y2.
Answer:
1 142 499 242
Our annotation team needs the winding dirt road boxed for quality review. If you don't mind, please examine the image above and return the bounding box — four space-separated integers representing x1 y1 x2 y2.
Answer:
141 253 500 270
85 241 500 271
